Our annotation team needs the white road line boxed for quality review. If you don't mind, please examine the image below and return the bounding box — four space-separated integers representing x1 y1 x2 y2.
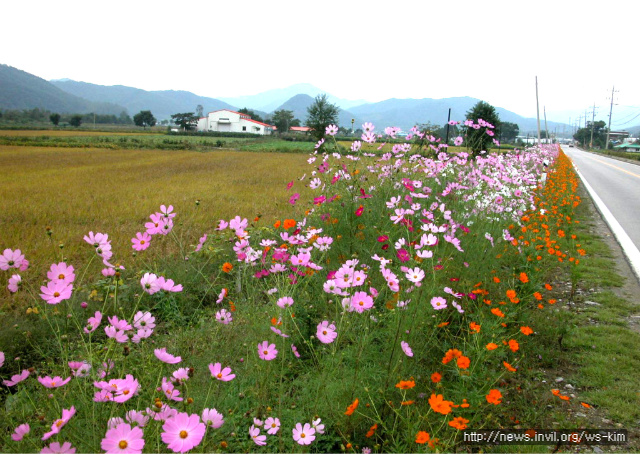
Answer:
571 163 640 283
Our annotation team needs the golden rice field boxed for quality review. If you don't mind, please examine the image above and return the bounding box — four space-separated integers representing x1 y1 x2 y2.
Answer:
0 129 156 137
0 142 311 293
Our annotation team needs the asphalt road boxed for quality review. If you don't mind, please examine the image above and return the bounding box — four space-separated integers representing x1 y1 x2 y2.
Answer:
563 146 640 250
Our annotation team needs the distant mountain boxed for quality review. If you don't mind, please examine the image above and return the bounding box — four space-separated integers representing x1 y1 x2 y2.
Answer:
0 64 125 115
349 97 571 134
50 80 238 120
220 83 367 113
273 94 363 128
625 125 640 137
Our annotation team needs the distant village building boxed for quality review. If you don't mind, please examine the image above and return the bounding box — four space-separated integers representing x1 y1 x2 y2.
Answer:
289 126 312 134
197 109 275 135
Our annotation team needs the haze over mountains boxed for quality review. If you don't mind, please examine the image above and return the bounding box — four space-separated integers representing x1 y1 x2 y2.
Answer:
1 63 582 134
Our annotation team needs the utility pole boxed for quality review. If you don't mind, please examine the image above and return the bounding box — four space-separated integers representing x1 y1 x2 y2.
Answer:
445 108 451 145
535 76 541 146
605 86 618 150
589 103 598 149
544 106 549 144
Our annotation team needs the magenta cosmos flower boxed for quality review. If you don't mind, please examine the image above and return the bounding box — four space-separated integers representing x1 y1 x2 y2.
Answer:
3 369 30 386
215 309 232 324
161 412 206 453
11 423 30 441
38 375 72 389
264 417 281 435
202 408 224 429
257 341 278 361
292 422 316 445
154 348 182 364
0 249 25 270
0 351 4 367
101 423 145 454
325 124 339 136
157 277 183 292
41 442 76 453
131 232 152 252
84 311 102 334
40 281 73 305
316 321 338 344
249 425 267 446
209 363 235 381
276 296 294 308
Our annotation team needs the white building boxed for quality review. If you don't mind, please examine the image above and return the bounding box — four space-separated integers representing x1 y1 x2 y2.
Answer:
197 109 274 135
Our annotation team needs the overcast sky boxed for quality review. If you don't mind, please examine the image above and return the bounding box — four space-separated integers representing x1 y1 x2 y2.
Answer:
3 0 639 127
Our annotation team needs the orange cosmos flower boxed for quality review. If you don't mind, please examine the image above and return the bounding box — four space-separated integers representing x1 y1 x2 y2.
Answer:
344 398 359 415
491 308 505 318
508 339 519 352
548 299 557 304
469 322 481 333
486 342 499 350
486 389 503 405
506 289 517 299
544 283 553 290
366 424 377 437
395 380 415 390
456 356 470 369
401 400 415 406
429 393 454 415
493 276 501 283
222 262 233 273
581 402 591 408
533 292 543 300
448 417 469 430
283 219 296 230
437 322 450 328
503 361 517 372
273 220 281 228
520 326 533 336
519 272 529 283
415 431 430 444
460 398 470 408
442 349 463 364
431 372 442 383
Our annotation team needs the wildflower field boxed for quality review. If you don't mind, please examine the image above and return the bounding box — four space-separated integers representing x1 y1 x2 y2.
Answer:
0 123 589 453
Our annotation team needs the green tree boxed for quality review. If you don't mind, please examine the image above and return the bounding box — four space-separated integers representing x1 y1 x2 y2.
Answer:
306 94 340 141
574 121 607 148
196 104 204 117
49 113 61 126
118 111 132 125
272 109 297 133
133 110 156 129
463 101 501 155
171 112 198 131
500 122 520 143
69 115 82 127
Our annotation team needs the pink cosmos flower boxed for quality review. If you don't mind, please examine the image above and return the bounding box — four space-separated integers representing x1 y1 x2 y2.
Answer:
155 276 182 293
145 213 166 235
131 232 152 251
292 422 316 445
325 124 339 136
19 259 29 271
108 417 125 430
7 274 21 293
401 341 414 357
264 417 281 435
38 375 72 388
289 193 300 205
276 296 294 308
94 375 139 403
312 418 325 434
11 423 30 441
431 296 447 310
291 344 301 358
249 425 267 446
102 267 116 277
105 326 129 343
202 408 224 429
140 273 161 294
84 231 109 248
405 267 425 284
42 406 76 440
155 348 182 364
126 410 150 428
216 288 227 304
0 351 4 367
350 291 374 313
209 362 235 381
3 369 30 386
84 311 102 334
133 311 155 330
47 262 75 284
0 249 25 270
108 315 133 331
148 403 178 422
257 341 278 361
132 328 153 344
215 309 232 325
454 136 464 146
316 321 338 344
41 442 76 453
161 377 183 402
40 281 73 305
172 368 190 383
101 423 145 454
68 361 91 377
270 326 289 338
161 412 206 453
160 204 176 219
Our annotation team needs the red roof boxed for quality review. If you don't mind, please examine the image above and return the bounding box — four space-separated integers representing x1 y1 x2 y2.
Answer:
206 109 274 128
290 126 311 132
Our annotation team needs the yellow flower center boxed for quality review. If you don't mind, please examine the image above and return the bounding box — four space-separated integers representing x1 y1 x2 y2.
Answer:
263 350 269 355
359 301 364 306
180 430 188 439
119 441 128 449
301 433 306 438
140 240 145 245
217 373 222 378
53 292 60 297
58 274 65 279
322 331 327 335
